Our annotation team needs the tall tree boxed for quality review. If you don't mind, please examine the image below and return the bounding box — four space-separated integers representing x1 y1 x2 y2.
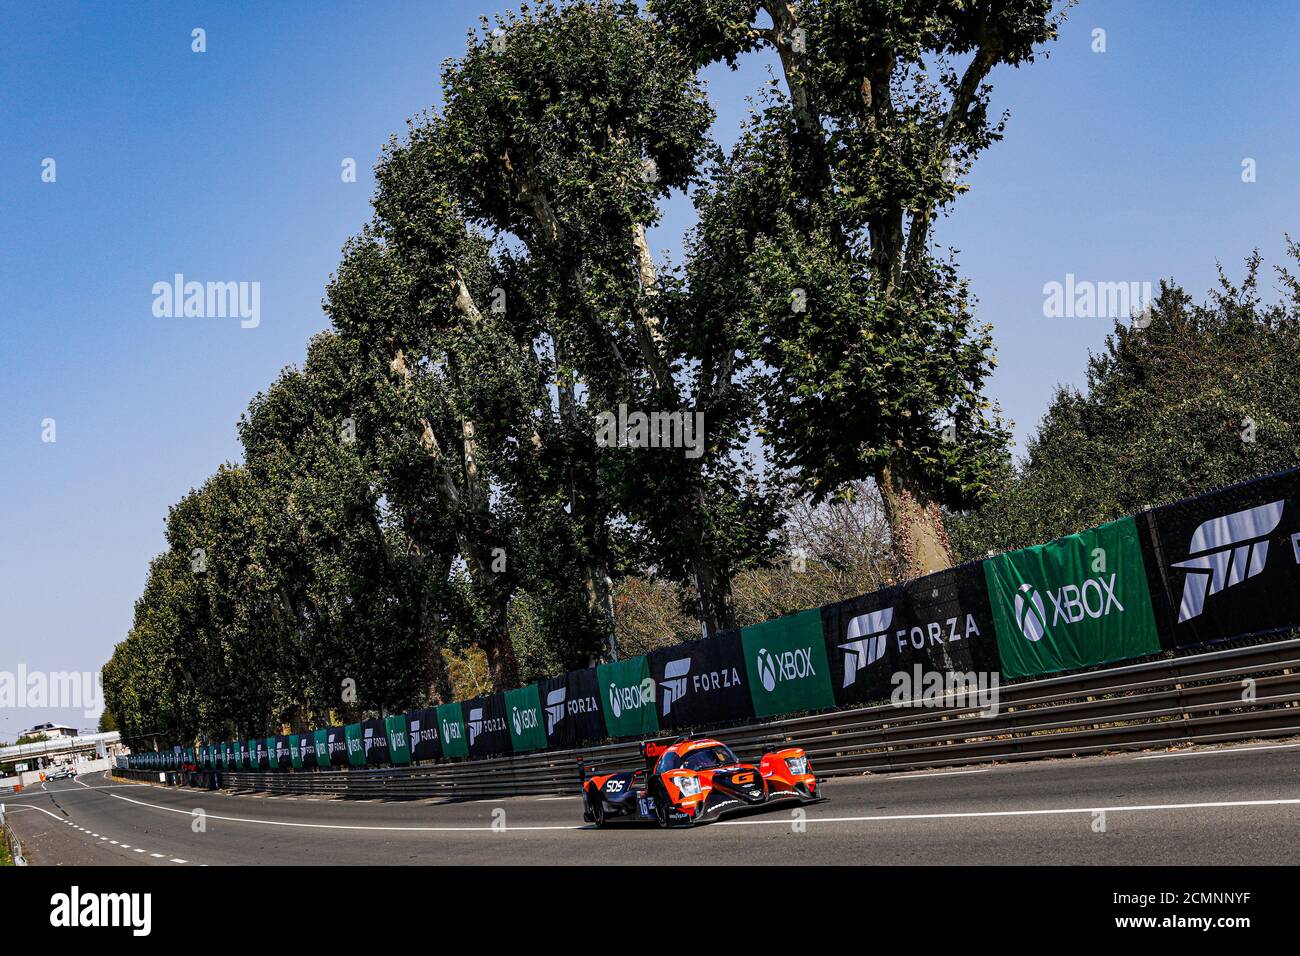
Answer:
655 0 1061 580
433 0 785 634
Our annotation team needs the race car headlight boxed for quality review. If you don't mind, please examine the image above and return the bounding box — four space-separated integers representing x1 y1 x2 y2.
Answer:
785 756 809 776
673 775 702 797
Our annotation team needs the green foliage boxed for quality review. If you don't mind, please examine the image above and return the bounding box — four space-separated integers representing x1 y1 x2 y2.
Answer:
105 0 1066 742
658 0 1058 510
951 251 1300 558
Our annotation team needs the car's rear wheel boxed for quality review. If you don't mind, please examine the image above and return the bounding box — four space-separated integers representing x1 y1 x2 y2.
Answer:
588 790 607 828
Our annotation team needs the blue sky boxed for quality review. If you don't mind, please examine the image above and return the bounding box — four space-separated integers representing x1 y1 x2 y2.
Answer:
2 1 1298 735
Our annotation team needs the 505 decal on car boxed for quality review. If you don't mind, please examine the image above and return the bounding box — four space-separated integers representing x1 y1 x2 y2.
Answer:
580 736 823 828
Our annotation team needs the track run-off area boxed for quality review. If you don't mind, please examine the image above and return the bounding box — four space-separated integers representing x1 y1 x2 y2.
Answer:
5 741 1299 865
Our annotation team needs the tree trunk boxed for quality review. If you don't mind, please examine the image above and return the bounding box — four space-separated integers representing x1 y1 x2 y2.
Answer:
482 600 520 690
584 561 617 660
419 585 454 705
425 644 453 705
684 489 737 636
875 456 955 581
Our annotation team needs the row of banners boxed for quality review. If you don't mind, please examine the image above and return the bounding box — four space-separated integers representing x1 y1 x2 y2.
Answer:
127 466 1300 771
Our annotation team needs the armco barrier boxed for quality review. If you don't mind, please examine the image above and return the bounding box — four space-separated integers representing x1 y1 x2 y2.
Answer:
115 638 1300 800
126 466 1300 776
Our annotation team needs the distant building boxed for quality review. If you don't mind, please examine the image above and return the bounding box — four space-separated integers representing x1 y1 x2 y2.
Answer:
24 722 79 739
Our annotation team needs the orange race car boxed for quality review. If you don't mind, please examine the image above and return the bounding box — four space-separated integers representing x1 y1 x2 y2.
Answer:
580 736 823 828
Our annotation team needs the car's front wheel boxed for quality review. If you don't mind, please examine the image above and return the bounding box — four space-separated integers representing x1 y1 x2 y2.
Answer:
654 784 673 829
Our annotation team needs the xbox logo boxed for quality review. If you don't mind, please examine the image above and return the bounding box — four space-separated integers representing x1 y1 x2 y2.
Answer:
511 708 522 735
608 682 622 718
1014 582 1048 642
756 648 777 692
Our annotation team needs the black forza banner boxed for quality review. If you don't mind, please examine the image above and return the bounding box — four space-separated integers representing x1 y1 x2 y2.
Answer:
1140 467 1300 650
537 668 605 750
820 561 1000 707
462 693 511 758
361 718 390 765
325 725 349 767
648 629 753 731
404 707 443 762
273 735 292 769
298 732 317 768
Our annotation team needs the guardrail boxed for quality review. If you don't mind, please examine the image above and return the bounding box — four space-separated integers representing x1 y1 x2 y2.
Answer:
112 638 1300 801
0 805 27 866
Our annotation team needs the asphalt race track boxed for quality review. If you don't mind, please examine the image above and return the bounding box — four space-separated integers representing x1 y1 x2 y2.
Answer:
5 741 1299 866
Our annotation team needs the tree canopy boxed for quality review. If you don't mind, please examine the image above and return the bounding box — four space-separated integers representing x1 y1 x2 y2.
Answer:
952 248 1300 559
104 0 1066 744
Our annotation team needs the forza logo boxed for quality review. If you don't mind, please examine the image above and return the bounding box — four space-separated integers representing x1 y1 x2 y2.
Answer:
659 658 691 715
660 659 742 712
839 607 983 684
839 607 893 687
410 719 438 750
1171 500 1285 622
755 646 817 693
545 687 567 733
466 708 504 745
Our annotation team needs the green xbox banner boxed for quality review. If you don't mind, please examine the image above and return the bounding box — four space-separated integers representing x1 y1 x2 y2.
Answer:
385 714 411 765
313 728 330 766
597 655 658 738
741 609 835 718
289 734 303 769
237 740 249 769
344 722 365 766
505 684 547 753
435 703 468 758
984 515 1161 679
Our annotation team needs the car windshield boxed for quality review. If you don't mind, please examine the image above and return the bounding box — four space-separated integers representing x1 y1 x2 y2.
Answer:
654 751 680 774
681 745 738 771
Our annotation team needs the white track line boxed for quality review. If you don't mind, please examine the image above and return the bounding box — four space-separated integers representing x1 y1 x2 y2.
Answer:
96 787 1300 832
1 805 64 822
715 798 1300 826
887 768 992 780
102 790 581 831
1141 745 1300 761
